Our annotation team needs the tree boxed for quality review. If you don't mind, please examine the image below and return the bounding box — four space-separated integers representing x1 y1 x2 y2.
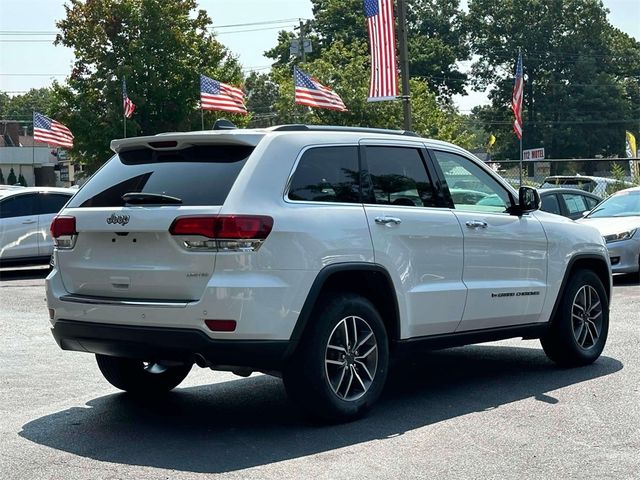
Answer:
0 168 5 185
266 0 469 100
0 88 56 129
54 0 244 172
17 174 27 187
245 72 280 127
7 168 17 185
270 40 474 147
467 0 640 160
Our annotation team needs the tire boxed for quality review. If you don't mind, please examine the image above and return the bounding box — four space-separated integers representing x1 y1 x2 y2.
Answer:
95 354 192 394
283 293 389 422
541 269 609 367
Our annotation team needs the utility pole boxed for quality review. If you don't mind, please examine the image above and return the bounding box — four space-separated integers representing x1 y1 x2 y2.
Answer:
397 0 412 131
299 19 306 63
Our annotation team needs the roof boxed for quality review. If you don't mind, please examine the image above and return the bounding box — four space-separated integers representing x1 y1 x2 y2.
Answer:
110 124 464 155
0 186 75 199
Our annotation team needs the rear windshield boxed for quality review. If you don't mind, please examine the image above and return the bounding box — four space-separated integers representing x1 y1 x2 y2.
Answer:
68 145 253 208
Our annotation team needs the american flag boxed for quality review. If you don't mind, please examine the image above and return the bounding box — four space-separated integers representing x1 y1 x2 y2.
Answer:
294 67 347 111
512 52 524 139
33 112 73 149
200 74 247 115
364 0 398 101
122 78 136 118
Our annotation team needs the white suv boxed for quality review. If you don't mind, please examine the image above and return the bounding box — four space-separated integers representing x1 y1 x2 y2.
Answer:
46 125 612 421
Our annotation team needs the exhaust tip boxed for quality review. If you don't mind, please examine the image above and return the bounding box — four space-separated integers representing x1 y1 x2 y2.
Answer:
193 353 209 368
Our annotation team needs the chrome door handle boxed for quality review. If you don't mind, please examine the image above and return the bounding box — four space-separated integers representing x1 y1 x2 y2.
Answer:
375 216 402 225
465 220 488 229
21 220 37 225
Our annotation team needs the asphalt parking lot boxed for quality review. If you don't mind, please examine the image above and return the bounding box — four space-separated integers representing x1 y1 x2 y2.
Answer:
0 266 638 479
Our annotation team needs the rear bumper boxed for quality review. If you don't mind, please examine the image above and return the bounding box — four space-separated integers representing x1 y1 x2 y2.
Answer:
52 320 288 371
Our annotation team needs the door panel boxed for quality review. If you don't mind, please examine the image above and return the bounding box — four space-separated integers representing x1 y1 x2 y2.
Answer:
452 210 548 330
429 149 549 331
364 206 466 337
362 143 466 338
0 193 40 260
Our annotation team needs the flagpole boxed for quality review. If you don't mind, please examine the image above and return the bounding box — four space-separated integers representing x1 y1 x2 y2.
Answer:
201 105 205 130
397 0 412 131
519 47 523 187
123 112 127 138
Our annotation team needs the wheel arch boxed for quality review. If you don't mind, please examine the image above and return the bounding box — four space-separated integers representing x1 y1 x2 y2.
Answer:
550 254 611 324
284 263 401 359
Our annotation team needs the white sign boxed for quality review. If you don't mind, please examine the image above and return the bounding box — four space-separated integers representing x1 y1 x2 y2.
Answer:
523 148 545 160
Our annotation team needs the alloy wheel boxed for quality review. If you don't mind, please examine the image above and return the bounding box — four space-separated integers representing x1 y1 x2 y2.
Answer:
324 315 378 401
571 285 603 350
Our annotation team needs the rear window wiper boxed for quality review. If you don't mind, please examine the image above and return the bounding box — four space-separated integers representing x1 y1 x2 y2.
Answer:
122 192 183 205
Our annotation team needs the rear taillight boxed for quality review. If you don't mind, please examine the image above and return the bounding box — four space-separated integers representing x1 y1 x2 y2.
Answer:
50 216 77 249
169 215 273 252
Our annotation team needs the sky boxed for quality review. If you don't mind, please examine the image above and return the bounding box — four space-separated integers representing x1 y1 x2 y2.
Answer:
0 0 638 112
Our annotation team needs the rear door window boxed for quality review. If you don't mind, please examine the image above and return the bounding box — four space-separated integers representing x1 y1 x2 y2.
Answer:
365 146 438 207
287 146 360 203
0 193 38 218
67 145 253 208
540 193 561 215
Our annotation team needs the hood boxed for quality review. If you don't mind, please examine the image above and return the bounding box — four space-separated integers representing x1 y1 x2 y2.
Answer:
578 216 640 236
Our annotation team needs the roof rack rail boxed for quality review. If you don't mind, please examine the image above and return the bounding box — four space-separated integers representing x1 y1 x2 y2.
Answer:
271 124 419 137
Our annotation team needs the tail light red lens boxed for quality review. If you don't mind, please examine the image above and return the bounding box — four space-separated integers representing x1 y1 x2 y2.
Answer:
169 215 273 239
169 216 216 238
215 216 273 239
50 216 77 238
204 319 237 332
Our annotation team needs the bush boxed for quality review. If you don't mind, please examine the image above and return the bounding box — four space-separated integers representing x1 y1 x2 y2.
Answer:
18 174 27 187
7 168 17 185
0 168 4 184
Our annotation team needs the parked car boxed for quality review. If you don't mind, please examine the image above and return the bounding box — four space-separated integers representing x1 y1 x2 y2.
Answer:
540 175 633 198
47 125 611 422
578 186 640 277
0 187 75 267
538 188 601 220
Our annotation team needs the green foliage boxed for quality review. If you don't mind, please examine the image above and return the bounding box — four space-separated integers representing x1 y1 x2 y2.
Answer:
17 174 27 187
0 168 4 184
245 72 279 127
0 88 56 128
54 0 244 172
270 40 474 148
266 0 469 100
7 168 17 185
467 0 640 160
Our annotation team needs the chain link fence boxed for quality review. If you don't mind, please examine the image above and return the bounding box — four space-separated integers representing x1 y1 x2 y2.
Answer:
486 158 640 197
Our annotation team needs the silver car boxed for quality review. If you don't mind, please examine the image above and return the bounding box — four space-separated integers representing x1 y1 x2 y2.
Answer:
579 186 640 276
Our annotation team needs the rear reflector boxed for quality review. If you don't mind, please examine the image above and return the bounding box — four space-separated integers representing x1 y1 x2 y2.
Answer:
204 319 237 332
50 216 77 238
169 215 273 239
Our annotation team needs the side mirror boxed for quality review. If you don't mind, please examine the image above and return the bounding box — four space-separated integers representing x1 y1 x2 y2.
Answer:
518 186 540 214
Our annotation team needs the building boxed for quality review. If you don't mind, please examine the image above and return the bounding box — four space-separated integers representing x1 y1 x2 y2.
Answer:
0 120 73 186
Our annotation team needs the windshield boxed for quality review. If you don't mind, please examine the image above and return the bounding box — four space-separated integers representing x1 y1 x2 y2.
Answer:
587 190 640 218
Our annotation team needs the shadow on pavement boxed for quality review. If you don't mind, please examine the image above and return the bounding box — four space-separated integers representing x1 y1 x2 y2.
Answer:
20 345 622 474
0 265 49 281
613 273 639 286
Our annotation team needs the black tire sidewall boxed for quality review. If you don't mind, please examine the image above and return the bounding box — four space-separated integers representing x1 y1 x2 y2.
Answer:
550 270 609 364
285 293 389 420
